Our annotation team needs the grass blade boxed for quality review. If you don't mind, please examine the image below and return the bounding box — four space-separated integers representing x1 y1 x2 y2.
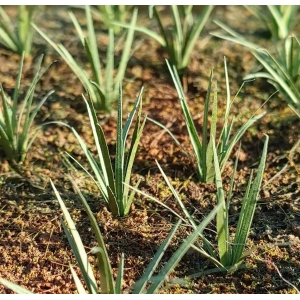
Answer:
182 5 213 68
51 179 98 294
115 8 138 90
112 20 165 46
211 20 259 51
201 69 213 181
212 136 230 267
105 29 114 106
167 60 203 178
122 87 143 143
83 95 115 193
0 7 18 46
85 5 102 84
156 160 197 229
69 264 87 294
0 278 33 294
123 117 146 215
0 84 14 144
232 135 269 265
133 220 182 294
115 253 124 294
70 176 115 294
12 52 24 116
115 85 124 215
205 82 218 183
146 201 222 294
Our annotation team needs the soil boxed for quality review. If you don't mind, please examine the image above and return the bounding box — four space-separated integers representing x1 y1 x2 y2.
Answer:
0 5 300 294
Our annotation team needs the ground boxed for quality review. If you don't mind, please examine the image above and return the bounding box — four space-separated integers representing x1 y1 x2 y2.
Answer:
0 5 300 294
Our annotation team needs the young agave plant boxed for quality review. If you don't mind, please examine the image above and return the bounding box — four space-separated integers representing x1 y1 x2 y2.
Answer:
127 134 269 274
0 177 221 294
114 5 213 77
211 134 269 272
167 57 266 183
0 52 54 165
244 36 300 118
33 5 137 112
52 177 221 294
0 5 35 56
244 5 299 40
211 20 300 117
65 86 146 217
51 178 116 294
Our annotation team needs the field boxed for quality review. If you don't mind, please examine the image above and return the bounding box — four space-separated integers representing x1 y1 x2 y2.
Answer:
0 5 299 294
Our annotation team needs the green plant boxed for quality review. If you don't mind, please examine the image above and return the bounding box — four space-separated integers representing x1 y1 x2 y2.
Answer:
211 134 269 271
211 21 300 117
33 5 137 112
0 52 54 165
128 134 269 274
54 178 218 294
92 5 133 35
51 178 116 294
167 58 266 183
49 178 222 294
0 5 35 56
0 278 33 294
62 86 146 217
245 5 299 40
0 175 221 294
114 5 213 77
245 37 300 118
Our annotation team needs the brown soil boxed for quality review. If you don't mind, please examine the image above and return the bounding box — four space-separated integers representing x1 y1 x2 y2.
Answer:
0 5 300 294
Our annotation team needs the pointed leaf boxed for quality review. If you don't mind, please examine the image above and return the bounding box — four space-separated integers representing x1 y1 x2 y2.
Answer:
146 201 222 294
133 220 182 294
232 135 269 265
0 278 33 294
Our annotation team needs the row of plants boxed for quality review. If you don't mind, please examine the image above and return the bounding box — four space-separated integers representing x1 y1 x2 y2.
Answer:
0 5 299 294
0 6 299 113
0 129 268 294
0 66 270 292
0 49 267 206
0 51 273 293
